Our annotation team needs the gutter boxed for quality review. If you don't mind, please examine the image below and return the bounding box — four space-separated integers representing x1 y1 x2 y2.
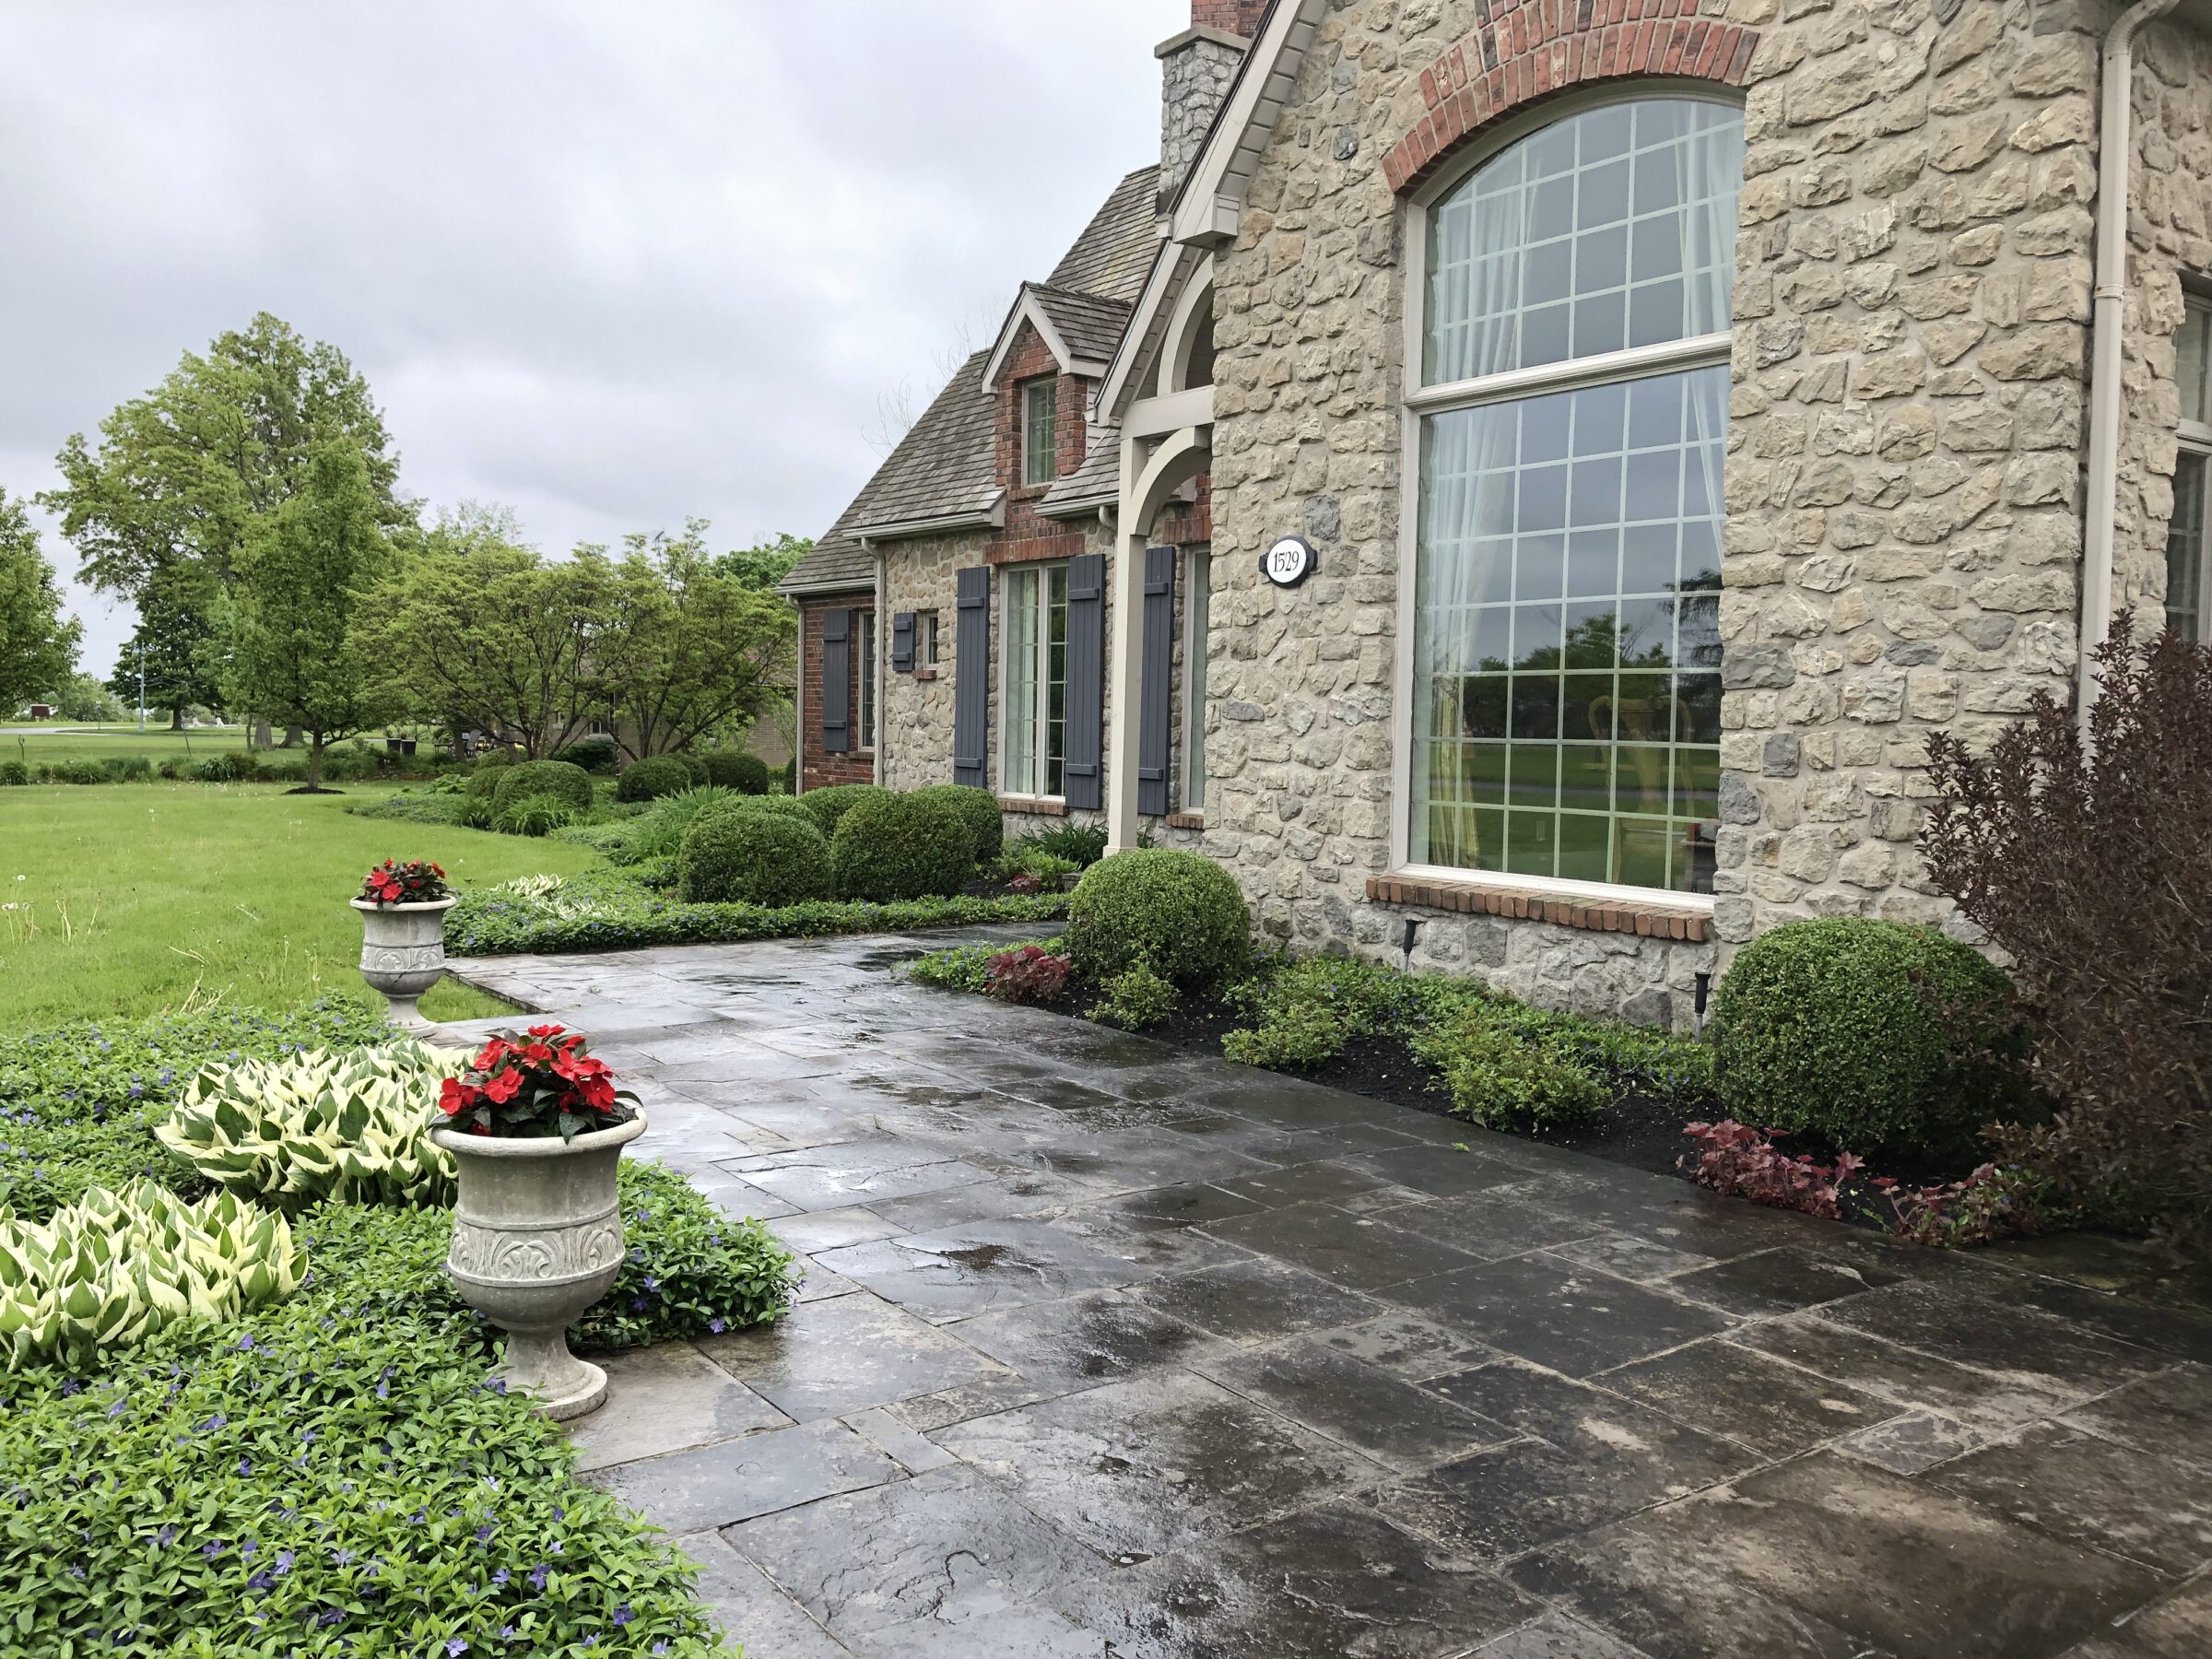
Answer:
2079 0 2181 735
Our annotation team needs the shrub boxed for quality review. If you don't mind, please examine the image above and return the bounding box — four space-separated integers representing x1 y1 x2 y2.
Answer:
800 782 892 841
1006 821 1109 868
1223 955 1478 1070
497 793 577 836
700 750 770 794
733 794 818 830
454 793 496 830
1065 848 1249 991
550 734 621 772
829 791 974 901
615 753 693 803
1416 1001 1608 1133
159 1043 470 1211
912 783 1003 864
1712 917 2024 1160
464 755 514 798
489 759 593 816
0 760 24 786
0 1180 304 1369
1922 621 2212 1243
905 939 1008 995
1089 961 1179 1030
629 785 738 862
1679 1120 1862 1221
1870 1161 2067 1248
984 944 1072 1004
677 803 834 906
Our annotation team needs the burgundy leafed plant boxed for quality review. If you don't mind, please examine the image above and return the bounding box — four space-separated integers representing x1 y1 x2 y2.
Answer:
1920 618 2212 1248
984 945 1071 1005
1871 1163 2060 1249
357 858 451 905
1679 1120 1861 1220
437 1024 638 1140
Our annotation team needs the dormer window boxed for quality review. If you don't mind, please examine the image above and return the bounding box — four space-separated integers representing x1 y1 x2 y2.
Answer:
1022 378 1059 486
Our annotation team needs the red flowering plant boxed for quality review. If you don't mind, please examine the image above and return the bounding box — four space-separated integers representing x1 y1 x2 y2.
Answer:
437 1024 639 1140
356 858 452 905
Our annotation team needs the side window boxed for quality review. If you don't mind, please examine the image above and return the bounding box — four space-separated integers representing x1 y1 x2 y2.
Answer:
1023 379 1059 486
2168 297 2212 641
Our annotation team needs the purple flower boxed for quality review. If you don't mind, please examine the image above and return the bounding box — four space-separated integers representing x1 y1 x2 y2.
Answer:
490 1568 510 1586
155 1524 176 1548
475 1524 494 1543
247 1570 275 1592
526 1563 550 1593
613 1605 633 1627
237 1458 252 1476
275 1549 295 1574
708 1317 726 1335
446 1641 469 1657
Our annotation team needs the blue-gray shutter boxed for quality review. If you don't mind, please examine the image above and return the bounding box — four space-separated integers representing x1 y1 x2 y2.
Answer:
1064 552 1106 811
1136 547 1177 817
952 567 990 786
820 607 851 754
890 611 915 673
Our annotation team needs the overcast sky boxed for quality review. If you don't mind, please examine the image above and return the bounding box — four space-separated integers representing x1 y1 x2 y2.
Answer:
0 2 1185 677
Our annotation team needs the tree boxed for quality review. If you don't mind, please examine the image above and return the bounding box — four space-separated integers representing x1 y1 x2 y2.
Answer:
359 507 611 759
42 312 403 602
49 672 125 724
0 488 81 716
591 521 796 759
718 533 811 592
107 566 225 728
226 442 396 789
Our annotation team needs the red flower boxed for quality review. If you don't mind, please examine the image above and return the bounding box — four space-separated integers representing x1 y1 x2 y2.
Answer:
438 1077 477 1115
481 1068 524 1104
526 1023 566 1040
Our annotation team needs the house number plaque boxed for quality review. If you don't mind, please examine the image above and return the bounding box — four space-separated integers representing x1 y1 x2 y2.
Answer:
1261 535 1316 588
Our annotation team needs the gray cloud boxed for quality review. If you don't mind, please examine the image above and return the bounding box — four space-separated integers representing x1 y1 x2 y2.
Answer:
0 1 1184 674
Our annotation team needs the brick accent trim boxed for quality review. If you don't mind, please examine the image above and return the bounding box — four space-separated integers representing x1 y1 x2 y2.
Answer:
999 794 1068 817
1366 873 1711 943
1382 1 1759 196
1166 811 1206 830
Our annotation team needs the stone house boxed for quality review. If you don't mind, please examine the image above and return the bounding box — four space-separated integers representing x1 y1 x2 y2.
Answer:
783 0 2212 1030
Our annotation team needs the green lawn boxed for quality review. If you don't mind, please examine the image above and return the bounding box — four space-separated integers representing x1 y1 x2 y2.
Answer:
0 782 601 1028
1 723 255 766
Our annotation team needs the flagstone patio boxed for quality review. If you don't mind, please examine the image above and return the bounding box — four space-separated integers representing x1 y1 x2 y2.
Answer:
448 930 2212 1659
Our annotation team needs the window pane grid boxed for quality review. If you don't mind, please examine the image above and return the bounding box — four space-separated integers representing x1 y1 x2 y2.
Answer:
2169 450 2207 641
1004 570 1038 793
1023 381 1058 486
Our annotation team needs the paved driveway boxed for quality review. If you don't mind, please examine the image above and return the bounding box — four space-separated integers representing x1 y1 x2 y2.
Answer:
449 931 2212 1659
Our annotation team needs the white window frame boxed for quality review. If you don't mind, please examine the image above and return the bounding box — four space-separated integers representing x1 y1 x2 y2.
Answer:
1182 547 1211 814
1022 378 1059 487
2169 294 2212 641
918 609 940 667
997 562 1068 799
1390 86 1740 911
855 607 877 750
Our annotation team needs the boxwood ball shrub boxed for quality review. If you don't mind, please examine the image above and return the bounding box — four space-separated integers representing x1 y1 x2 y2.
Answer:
488 758 593 815
550 734 620 772
800 782 892 841
830 790 974 902
1068 848 1250 991
615 753 693 803
677 801 834 906
1713 916 2026 1159
701 750 771 794
912 783 1004 865
465 755 514 798
734 794 818 829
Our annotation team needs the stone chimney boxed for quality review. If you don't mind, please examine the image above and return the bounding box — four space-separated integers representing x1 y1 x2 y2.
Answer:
1157 3 1265 209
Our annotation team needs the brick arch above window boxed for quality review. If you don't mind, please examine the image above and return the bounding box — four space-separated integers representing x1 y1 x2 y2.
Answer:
1381 2 1761 197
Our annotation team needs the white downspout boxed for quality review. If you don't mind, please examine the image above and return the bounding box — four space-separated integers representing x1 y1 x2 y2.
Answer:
2079 0 2180 735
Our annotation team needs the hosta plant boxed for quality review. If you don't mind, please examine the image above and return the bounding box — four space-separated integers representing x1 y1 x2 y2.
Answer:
159 1042 470 1212
0 1179 304 1369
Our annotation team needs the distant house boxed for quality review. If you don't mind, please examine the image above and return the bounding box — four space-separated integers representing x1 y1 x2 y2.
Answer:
781 0 2212 1029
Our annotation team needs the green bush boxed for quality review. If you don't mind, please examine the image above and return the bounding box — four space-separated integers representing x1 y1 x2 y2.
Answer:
700 751 770 794
1223 955 1481 1069
677 802 834 906
1006 821 1109 868
1417 1001 1609 1133
905 939 1013 995
1066 848 1250 991
1713 917 2024 1159
1089 961 1180 1030
489 759 594 816
630 785 739 862
615 754 693 803
829 791 974 901
454 793 497 830
732 794 818 830
800 782 892 841
0 760 25 786
464 755 514 798
550 734 620 772
911 784 1004 865
496 793 577 836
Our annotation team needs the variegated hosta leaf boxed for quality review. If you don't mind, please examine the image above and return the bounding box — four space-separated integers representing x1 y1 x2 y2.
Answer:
158 1042 469 1213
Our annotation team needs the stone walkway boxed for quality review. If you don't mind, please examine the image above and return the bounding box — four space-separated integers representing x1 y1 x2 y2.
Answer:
449 930 2212 1659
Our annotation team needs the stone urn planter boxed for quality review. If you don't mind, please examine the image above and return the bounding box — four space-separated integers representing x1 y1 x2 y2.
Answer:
429 1110 648 1419
351 897 457 1032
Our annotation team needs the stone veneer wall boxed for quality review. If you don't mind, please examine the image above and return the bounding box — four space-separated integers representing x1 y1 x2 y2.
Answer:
1200 0 2164 1027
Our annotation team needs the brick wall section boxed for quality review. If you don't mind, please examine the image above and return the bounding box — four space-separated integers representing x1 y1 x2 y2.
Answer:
797 594 877 792
1383 0 1759 196
1192 1 1267 39
992 324 1092 568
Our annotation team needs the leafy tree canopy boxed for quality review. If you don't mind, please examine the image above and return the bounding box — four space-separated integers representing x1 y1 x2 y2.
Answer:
718 533 811 592
108 565 226 728
0 488 82 715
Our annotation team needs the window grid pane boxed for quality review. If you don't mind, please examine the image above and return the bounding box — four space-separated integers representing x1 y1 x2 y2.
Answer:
1424 100 1744 386
856 610 876 749
1024 381 1058 486
1003 569 1038 793
2180 301 2212 429
1412 365 1726 895
1186 552 1211 811
1044 566 1069 797
2169 450 2207 641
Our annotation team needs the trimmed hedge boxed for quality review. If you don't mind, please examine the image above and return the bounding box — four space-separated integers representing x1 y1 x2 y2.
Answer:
1066 848 1250 991
677 803 834 907
800 782 891 841
464 756 514 799
615 754 693 803
830 792 974 902
489 758 594 815
733 795 818 830
551 734 621 772
700 751 771 794
911 783 1003 865
1713 917 2025 1159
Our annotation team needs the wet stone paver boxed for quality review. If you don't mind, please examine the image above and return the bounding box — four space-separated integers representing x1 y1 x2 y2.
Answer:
445 930 2212 1659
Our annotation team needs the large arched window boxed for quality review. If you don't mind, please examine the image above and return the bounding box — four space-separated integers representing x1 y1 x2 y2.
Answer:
1408 95 1743 897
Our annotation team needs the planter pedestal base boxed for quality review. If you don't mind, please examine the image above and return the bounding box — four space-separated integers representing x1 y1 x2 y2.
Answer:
498 1328 608 1421
382 995 435 1036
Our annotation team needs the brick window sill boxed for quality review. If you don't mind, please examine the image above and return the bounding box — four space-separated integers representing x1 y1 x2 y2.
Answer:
1365 873 1712 943
912 666 938 681
998 794 1067 817
1165 811 1206 830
